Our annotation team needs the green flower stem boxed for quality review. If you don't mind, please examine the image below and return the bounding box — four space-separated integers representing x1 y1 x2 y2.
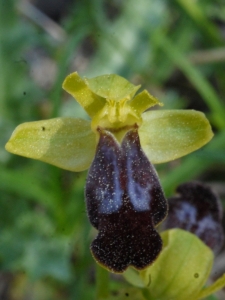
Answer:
96 264 110 300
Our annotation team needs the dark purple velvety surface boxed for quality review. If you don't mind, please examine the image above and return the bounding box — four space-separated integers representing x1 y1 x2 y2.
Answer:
85 128 167 273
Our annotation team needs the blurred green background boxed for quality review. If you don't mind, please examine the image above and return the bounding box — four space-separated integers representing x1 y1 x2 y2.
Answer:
0 0 225 299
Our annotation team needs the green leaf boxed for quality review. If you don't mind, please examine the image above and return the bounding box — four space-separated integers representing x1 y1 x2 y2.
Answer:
153 33 225 129
0 166 55 210
5 117 96 172
175 0 221 45
139 110 213 164
22 236 71 281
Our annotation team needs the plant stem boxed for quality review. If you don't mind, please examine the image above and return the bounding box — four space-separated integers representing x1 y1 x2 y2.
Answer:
96 264 110 299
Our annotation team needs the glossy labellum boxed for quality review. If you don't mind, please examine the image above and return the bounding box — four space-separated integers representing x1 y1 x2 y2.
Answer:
163 181 224 253
85 128 168 273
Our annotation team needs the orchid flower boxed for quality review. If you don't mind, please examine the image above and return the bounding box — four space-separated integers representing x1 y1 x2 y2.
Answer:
6 72 225 298
6 72 213 172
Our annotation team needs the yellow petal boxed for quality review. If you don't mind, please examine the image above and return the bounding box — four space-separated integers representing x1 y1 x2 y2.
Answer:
62 72 106 117
85 74 140 101
139 110 213 164
129 90 163 114
5 118 96 172
140 229 214 300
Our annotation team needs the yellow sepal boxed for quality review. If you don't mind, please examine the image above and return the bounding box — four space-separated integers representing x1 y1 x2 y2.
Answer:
139 109 213 163
62 72 106 118
5 118 97 172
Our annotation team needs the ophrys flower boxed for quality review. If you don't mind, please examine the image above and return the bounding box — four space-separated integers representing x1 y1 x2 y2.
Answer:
5 72 214 273
6 72 213 172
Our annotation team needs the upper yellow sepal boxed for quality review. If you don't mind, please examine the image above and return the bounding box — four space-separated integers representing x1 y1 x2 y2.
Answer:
85 74 140 101
63 72 161 141
62 72 106 118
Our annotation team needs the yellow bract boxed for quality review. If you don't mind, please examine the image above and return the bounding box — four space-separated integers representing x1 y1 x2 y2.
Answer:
140 229 213 300
124 229 225 300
